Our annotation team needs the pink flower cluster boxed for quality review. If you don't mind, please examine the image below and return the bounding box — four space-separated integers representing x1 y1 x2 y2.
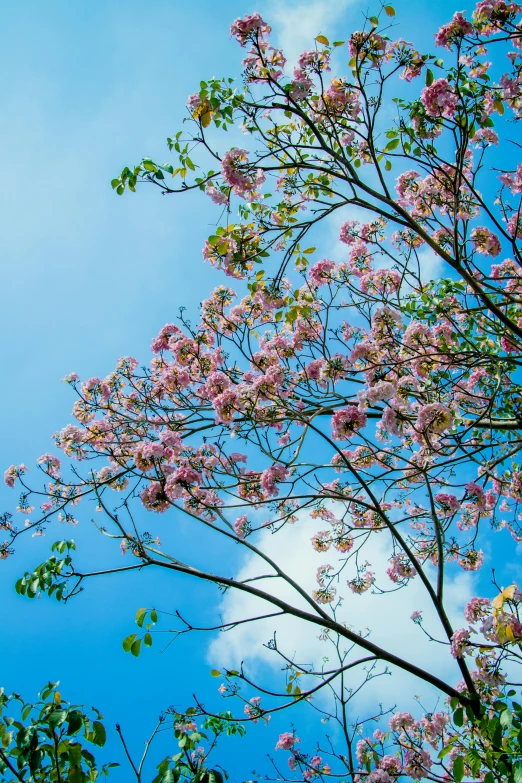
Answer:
331 406 368 440
471 226 502 256
221 148 265 201
230 13 271 46
420 78 458 118
435 11 473 48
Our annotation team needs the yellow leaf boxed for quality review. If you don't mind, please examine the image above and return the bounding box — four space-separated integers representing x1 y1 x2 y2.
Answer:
200 110 213 128
210 669 221 677
384 5 396 16
493 99 504 115
316 35 330 46
492 584 516 609
506 624 516 643
54 691 61 704
193 99 214 127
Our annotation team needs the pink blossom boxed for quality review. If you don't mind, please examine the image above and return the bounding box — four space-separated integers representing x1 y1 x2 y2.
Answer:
356 738 373 765
230 13 271 46
434 492 461 514
450 628 472 657
404 748 432 780
347 570 375 594
331 406 367 440
507 213 522 238
312 586 337 604
379 755 402 775
36 453 61 478
151 323 183 354
206 184 229 205
140 482 170 513
464 597 491 623
339 220 360 245
187 92 202 112
260 463 289 498
471 226 501 256
420 78 458 118
416 403 454 434
275 732 299 750
309 258 336 287
389 712 415 731
435 11 473 49
500 164 522 194
4 464 27 487
387 554 417 583
471 127 499 146
221 148 265 200
233 514 249 539
395 170 421 205
340 131 355 146
311 531 331 552
458 548 484 571
367 771 392 783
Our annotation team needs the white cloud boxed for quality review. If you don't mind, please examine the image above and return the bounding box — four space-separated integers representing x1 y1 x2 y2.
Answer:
416 246 445 282
207 510 476 713
268 0 357 69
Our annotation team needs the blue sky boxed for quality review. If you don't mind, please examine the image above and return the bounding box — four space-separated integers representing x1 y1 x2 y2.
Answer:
0 0 498 779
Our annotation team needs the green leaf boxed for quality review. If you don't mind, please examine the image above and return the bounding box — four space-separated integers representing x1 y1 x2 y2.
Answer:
453 756 464 783
69 743 83 766
384 5 395 15
426 68 434 86
122 634 137 653
453 708 464 726
150 609 158 623
144 633 153 648
514 762 522 783
385 138 400 151
385 160 392 171
210 670 221 677
48 709 68 729
67 711 83 736
315 35 329 45
92 721 106 748
369 15 379 27
136 608 147 628
131 639 142 658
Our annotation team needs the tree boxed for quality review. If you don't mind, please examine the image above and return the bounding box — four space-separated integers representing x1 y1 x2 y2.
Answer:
0 682 241 783
3 1 522 780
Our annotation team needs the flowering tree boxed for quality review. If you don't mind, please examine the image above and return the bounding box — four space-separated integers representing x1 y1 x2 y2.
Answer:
4 2 522 781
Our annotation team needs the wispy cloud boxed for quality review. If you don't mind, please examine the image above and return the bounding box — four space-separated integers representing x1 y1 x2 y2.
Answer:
207 511 475 712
